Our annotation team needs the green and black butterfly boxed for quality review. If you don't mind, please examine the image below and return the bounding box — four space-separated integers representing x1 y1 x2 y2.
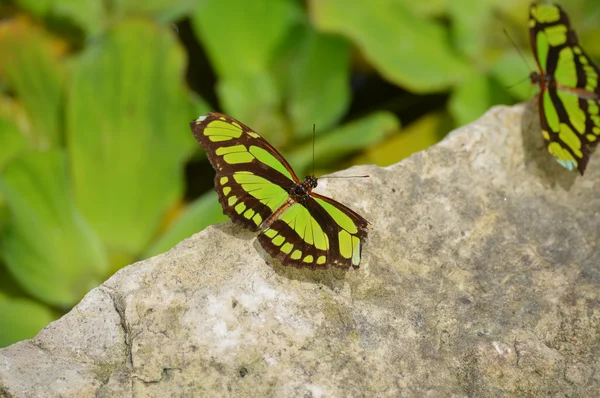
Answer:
190 113 370 269
529 2 600 175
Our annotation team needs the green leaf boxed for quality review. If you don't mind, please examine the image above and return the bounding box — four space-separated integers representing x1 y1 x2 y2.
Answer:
449 72 514 126
67 20 204 257
401 0 448 18
580 1 600 56
357 112 450 166
0 150 108 307
286 111 400 176
449 0 493 60
142 191 227 258
0 297 56 348
448 72 492 126
217 72 286 143
191 0 300 79
310 0 469 93
0 20 65 148
0 263 30 298
9 0 53 17
0 116 27 171
0 262 27 298
49 0 107 37
110 0 196 24
489 49 537 102
191 0 302 138
285 31 351 138
0 201 7 234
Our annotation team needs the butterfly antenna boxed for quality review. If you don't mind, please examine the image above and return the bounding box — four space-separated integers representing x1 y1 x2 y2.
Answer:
319 175 370 180
503 28 533 71
506 75 533 90
311 123 370 181
312 123 316 177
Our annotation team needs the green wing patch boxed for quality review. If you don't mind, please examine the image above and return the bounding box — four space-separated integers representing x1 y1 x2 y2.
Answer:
190 112 370 269
529 3 600 175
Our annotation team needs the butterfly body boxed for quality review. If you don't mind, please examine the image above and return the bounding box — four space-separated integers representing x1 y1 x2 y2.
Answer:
529 3 600 174
190 113 370 269
258 176 316 232
530 71 598 101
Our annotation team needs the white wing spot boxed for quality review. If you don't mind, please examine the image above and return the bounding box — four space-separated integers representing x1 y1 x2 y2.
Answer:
196 115 208 122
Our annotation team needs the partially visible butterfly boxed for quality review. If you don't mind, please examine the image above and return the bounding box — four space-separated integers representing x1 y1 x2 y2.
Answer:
190 113 370 269
529 2 600 175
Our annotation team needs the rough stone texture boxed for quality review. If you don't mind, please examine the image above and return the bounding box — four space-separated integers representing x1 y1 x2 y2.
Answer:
1 103 599 397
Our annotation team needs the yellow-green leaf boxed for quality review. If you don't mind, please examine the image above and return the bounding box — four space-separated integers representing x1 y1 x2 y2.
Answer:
191 0 300 79
310 0 469 93
0 19 65 149
142 191 227 258
0 296 56 348
67 20 206 257
286 111 400 176
0 150 107 307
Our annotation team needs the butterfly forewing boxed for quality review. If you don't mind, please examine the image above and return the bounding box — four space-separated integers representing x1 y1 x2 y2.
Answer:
190 112 370 269
190 113 299 231
529 3 600 174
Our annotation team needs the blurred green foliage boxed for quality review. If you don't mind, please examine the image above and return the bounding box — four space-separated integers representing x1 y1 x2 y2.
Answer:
0 0 599 347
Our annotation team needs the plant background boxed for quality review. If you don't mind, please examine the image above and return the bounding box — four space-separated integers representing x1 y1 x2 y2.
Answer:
0 0 598 347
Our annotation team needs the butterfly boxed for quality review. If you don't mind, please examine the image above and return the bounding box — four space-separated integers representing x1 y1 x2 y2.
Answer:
189 112 370 269
529 2 600 175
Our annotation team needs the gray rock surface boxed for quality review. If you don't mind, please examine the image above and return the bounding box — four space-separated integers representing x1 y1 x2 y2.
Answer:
1 103 599 397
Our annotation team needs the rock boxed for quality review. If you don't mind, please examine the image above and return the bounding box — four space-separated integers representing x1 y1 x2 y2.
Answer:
1 103 599 397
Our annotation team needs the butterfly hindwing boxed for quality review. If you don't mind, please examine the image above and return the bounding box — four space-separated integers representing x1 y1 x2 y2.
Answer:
530 3 600 174
258 193 369 269
258 202 330 268
190 112 370 269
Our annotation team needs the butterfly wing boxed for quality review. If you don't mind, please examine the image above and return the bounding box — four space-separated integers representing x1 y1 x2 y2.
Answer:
190 113 300 232
530 3 600 174
257 193 370 269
